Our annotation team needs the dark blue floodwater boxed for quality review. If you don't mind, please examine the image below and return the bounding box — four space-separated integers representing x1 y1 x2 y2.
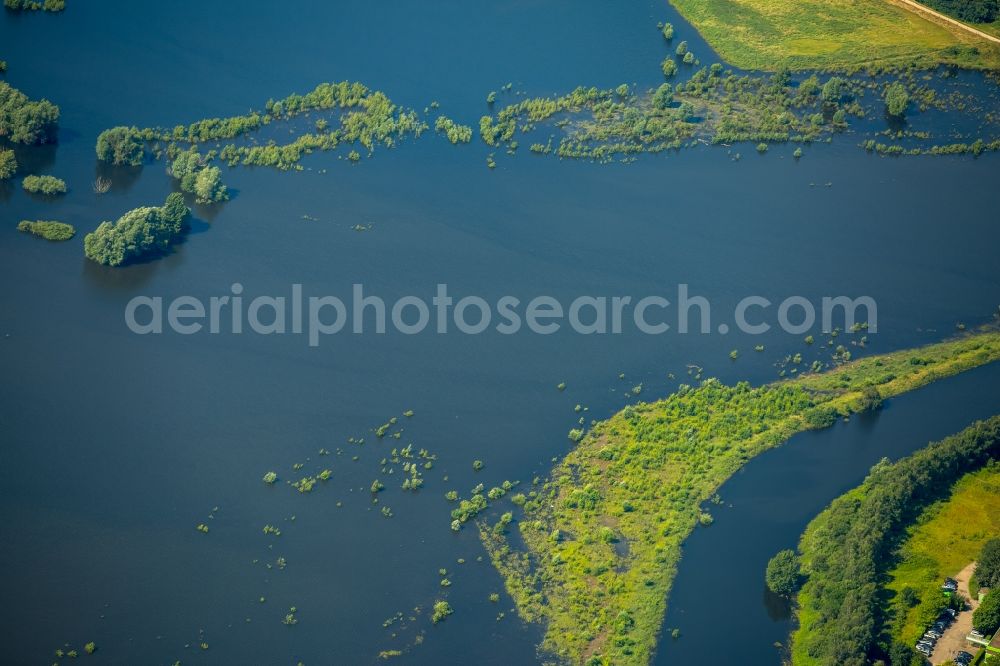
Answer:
1 2 999 665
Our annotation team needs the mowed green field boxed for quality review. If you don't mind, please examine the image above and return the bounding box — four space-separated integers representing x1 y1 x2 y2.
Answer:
886 464 1000 644
666 0 1000 70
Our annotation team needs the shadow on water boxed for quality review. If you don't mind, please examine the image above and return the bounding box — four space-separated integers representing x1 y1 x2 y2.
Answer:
763 587 793 622
9 141 57 174
94 161 143 194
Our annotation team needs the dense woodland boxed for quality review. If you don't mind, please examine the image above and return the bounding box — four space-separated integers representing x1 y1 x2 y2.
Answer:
924 0 998 23
789 417 1000 666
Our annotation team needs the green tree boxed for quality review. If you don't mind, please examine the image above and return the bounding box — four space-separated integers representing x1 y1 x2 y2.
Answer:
0 147 15 179
675 40 688 56
973 589 1000 634
766 549 801 596
857 386 883 412
193 165 228 203
83 193 189 266
976 537 1000 588
21 174 66 194
652 84 674 110
95 126 144 166
661 58 678 78
822 76 845 104
0 81 59 144
884 82 909 118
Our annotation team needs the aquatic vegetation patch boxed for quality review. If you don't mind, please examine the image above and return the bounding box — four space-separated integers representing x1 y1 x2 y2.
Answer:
4 0 65 11
97 81 427 173
0 80 59 144
21 174 66 195
17 220 74 241
482 331 1000 665
169 149 228 203
0 148 15 179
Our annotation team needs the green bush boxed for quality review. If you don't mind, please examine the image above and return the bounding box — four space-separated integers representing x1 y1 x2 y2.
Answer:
974 589 1000 634
21 174 66 195
95 126 144 166
766 549 801 596
17 220 74 241
0 148 15 179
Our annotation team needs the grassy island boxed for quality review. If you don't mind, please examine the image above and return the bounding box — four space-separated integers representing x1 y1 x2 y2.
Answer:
17 220 75 241
788 421 1000 665
482 331 1000 665
666 0 1000 71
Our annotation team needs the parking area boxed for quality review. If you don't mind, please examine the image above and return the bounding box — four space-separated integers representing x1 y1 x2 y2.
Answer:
929 562 980 665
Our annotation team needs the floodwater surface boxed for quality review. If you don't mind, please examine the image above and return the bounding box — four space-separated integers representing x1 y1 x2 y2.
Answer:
1 1 999 664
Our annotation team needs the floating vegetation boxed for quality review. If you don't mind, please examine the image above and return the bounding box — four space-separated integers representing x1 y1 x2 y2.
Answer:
282 607 298 626
262 471 278 484
195 523 209 534
472 460 484 471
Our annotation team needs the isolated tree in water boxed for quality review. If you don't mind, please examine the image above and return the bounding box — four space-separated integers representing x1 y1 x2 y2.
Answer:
884 82 909 118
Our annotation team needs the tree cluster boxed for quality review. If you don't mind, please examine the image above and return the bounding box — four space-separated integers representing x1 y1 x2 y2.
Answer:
0 81 59 144
83 193 190 266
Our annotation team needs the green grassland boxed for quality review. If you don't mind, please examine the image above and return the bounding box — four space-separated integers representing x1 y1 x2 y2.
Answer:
665 0 1000 71
482 331 1000 665
886 464 1000 645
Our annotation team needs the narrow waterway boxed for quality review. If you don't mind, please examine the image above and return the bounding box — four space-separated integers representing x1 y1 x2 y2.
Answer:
655 360 1000 665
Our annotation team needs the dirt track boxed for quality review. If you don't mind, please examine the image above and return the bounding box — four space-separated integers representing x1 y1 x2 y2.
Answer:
887 0 1000 46
930 562 979 665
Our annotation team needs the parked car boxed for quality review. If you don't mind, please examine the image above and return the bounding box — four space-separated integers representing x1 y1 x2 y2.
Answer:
916 644 932 656
925 629 942 639
944 607 958 618
956 653 973 666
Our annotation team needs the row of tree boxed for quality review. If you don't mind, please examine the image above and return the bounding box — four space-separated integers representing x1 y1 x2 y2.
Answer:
776 415 1000 666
